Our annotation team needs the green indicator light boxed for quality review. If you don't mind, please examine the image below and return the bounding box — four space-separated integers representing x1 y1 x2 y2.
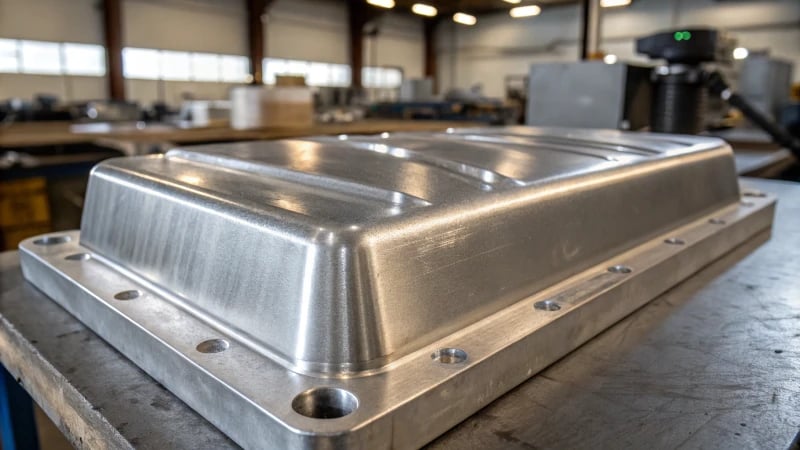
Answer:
673 31 692 41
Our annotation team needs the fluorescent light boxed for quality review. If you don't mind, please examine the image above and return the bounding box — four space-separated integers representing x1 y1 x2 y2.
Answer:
453 12 477 25
600 0 631 7
733 47 749 60
509 5 541 18
603 54 618 64
411 3 437 17
503 0 521 3
366 0 394 9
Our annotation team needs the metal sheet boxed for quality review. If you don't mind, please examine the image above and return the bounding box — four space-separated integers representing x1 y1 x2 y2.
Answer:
17 127 774 449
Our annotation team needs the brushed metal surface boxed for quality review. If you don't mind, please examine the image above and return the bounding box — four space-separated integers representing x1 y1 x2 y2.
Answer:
17 127 774 449
78 127 736 374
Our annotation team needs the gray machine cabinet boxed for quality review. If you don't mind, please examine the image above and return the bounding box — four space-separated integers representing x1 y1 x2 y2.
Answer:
527 61 651 130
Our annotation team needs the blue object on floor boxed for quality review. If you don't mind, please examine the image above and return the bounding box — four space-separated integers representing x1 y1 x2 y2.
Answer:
0 364 40 450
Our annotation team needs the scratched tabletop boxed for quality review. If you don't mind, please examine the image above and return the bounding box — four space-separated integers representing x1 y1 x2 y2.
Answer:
1 177 799 450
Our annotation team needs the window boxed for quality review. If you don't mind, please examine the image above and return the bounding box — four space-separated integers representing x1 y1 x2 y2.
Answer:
20 40 61 75
0 39 18 73
363 66 403 89
263 58 402 89
220 55 250 83
63 43 105 76
0 40 250 84
0 39 106 76
191 53 220 82
160 50 191 81
123 48 160 80
262 58 353 88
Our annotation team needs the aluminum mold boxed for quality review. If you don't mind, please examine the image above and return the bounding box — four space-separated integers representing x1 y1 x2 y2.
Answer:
19 127 775 449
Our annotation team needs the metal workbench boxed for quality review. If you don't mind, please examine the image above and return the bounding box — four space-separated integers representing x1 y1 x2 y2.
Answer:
1 177 799 450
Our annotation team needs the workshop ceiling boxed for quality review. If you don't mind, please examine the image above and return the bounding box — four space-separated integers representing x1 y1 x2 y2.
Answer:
384 0 579 16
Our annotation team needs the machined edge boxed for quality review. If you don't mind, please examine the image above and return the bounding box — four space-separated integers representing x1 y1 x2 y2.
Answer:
18 192 775 449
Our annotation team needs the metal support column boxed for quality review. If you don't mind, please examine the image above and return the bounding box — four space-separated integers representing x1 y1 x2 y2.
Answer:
580 0 602 60
348 0 366 91
424 19 439 94
102 0 125 101
246 0 269 84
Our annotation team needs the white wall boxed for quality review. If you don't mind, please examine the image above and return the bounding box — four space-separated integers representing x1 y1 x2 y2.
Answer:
438 0 800 98
266 0 349 64
266 0 424 78
124 0 247 54
0 0 107 102
364 12 425 79
0 0 103 44
121 0 249 105
0 0 426 105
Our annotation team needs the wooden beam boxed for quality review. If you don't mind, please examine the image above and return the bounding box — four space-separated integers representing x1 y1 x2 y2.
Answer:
423 19 439 94
246 0 269 84
102 0 125 101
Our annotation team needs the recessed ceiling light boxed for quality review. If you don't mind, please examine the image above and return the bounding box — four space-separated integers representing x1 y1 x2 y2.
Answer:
603 54 618 64
503 0 522 4
411 3 438 17
453 12 477 25
733 47 749 60
600 0 631 7
366 0 395 9
509 5 541 18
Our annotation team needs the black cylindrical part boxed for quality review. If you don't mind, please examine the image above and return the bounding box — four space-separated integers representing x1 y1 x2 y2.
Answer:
650 68 707 135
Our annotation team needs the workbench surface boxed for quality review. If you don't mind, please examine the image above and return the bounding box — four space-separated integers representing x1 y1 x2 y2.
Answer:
0 120 475 148
1 178 799 449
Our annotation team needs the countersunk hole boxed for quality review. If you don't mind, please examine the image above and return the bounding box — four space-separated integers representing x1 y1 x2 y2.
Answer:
431 348 467 364
709 218 726 225
65 253 91 261
607 265 632 274
292 387 358 419
33 235 70 246
740 201 754 207
196 338 229 354
664 238 685 245
534 300 561 311
742 190 766 198
113 290 140 301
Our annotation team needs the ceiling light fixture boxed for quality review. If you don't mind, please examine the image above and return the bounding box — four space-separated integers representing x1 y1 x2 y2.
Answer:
733 47 749 60
600 0 632 7
411 3 438 17
509 5 541 18
366 0 395 9
453 12 477 25
603 54 618 64
503 0 522 4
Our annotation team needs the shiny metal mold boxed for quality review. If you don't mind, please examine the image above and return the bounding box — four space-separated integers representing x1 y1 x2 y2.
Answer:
19 127 775 449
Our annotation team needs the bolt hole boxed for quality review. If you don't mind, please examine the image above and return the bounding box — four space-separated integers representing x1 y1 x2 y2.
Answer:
608 265 632 274
33 235 70 246
196 338 229 353
742 190 766 198
664 238 685 245
65 253 91 261
292 387 358 419
709 218 726 225
431 348 467 364
113 290 140 301
534 300 561 311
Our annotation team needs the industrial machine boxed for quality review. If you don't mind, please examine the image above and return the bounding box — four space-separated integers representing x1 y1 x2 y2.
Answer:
20 127 774 448
528 28 800 159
